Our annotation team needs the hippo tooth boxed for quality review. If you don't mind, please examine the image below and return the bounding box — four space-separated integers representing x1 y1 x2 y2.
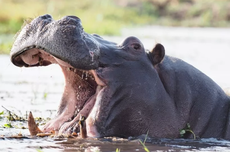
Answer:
24 47 30 51
79 115 87 138
21 48 26 51
28 45 35 49
28 111 42 136
35 46 42 49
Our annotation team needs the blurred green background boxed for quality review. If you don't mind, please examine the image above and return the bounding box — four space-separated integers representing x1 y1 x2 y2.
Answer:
1 0 230 54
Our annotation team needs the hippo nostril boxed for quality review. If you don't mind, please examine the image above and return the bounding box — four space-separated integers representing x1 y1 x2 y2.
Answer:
40 14 52 20
67 16 81 21
59 16 82 26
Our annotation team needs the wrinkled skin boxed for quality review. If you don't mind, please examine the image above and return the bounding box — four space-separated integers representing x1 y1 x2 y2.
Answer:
11 14 230 139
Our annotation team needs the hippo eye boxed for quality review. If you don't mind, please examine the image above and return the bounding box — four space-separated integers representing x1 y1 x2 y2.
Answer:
132 43 141 50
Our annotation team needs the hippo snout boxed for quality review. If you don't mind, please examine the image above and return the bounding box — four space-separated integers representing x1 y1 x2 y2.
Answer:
11 14 100 70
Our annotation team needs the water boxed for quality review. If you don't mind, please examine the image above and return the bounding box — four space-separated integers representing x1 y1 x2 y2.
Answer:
1 26 230 151
1 136 230 152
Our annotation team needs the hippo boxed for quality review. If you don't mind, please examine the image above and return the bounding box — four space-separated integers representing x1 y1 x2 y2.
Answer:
10 14 230 139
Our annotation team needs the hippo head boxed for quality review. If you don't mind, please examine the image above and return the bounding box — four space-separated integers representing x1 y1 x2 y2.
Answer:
10 14 166 138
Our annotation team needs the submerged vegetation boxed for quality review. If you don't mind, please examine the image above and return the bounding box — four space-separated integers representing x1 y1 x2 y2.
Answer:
180 123 196 140
0 0 230 54
139 132 150 152
0 108 27 130
0 107 47 131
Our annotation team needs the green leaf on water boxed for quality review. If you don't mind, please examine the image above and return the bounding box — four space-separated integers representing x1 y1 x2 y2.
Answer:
43 92 48 100
180 129 186 135
139 140 150 152
36 149 43 152
3 123 13 128
139 131 150 152
0 111 4 119
116 148 120 152
180 123 196 139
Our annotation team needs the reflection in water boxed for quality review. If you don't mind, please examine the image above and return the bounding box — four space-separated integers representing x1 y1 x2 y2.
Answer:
57 137 230 152
1 136 230 152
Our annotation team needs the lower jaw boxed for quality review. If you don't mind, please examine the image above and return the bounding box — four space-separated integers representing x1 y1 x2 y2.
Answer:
60 85 104 136
84 86 106 137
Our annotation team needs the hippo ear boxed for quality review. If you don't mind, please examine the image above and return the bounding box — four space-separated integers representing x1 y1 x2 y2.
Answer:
148 43 165 65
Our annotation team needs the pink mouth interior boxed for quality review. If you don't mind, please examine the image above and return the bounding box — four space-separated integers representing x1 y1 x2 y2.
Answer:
13 48 104 133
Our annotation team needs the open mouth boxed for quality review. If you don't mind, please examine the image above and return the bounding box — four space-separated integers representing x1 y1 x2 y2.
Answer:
12 46 105 134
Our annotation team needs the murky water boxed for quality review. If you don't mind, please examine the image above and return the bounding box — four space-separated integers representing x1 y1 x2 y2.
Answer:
1 26 230 151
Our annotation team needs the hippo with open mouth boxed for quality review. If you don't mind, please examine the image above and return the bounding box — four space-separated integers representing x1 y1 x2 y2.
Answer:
10 14 230 139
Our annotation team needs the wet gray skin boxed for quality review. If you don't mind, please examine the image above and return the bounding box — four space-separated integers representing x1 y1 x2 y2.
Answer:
11 14 230 139
11 15 100 70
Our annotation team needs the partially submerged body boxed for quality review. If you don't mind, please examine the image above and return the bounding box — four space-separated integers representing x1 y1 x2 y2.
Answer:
10 14 230 139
